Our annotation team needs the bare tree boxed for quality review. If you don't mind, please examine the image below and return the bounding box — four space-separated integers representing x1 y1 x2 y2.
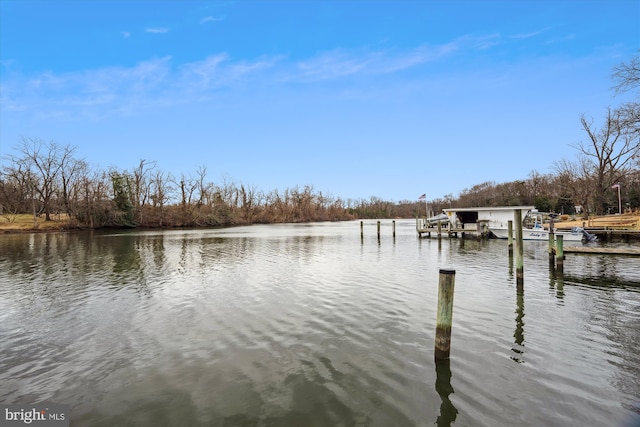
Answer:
236 182 262 223
553 157 594 216
9 138 77 221
75 166 112 228
59 156 85 218
195 165 208 206
0 165 31 221
575 110 639 214
150 170 173 227
612 54 640 95
179 174 197 208
131 159 156 223
611 53 640 149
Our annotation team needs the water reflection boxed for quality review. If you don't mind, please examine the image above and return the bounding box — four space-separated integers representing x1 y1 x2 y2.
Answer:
511 291 525 363
551 269 565 301
112 233 141 274
1 223 639 426
435 360 458 427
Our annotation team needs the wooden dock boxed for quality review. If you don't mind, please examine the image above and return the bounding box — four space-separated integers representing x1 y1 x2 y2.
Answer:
552 214 640 241
555 227 640 236
563 246 640 256
416 217 490 238
417 227 485 238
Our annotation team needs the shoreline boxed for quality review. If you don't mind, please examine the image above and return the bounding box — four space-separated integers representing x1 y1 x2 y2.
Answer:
0 217 352 235
2 213 638 235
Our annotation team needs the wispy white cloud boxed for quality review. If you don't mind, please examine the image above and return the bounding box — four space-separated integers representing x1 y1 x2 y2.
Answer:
229 56 282 78
0 57 174 118
178 54 229 90
380 42 460 73
200 16 224 24
473 33 501 50
0 37 496 120
146 27 169 34
296 49 370 81
177 54 282 95
0 53 283 119
511 27 550 39
121 31 131 38
291 42 460 82
545 33 576 45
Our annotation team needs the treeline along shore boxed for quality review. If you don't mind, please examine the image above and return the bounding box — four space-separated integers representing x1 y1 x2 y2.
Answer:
0 140 432 232
1 136 639 234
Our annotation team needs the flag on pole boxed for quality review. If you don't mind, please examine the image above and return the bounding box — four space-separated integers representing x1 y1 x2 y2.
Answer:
418 193 426 200
611 183 620 189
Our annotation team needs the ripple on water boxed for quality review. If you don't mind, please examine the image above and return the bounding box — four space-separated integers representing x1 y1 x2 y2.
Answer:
1 223 639 426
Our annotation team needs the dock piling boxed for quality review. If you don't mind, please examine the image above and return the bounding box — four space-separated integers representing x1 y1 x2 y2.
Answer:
514 209 524 291
435 269 456 361
548 231 555 268
507 220 513 256
556 235 564 272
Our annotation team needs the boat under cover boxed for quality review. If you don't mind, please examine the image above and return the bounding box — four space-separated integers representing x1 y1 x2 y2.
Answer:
490 224 596 242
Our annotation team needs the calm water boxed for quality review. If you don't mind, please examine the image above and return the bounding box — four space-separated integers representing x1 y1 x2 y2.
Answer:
1 220 639 426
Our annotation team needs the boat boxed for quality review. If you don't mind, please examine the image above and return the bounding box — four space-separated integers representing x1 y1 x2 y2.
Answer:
489 213 597 242
425 213 450 225
489 224 594 241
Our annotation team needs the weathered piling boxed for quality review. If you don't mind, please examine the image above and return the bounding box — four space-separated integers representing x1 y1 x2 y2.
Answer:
556 235 564 272
548 230 555 267
435 269 456 361
437 220 442 237
514 209 524 290
392 220 396 238
508 220 513 256
514 291 525 347
360 221 364 240
377 221 381 240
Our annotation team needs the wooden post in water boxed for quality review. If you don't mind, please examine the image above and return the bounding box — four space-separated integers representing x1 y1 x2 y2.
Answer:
548 219 555 267
508 220 513 256
360 221 364 240
548 231 555 268
435 269 456 361
392 220 396 238
437 220 442 238
556 235 564 272
514 209 524 291
377 221 381 240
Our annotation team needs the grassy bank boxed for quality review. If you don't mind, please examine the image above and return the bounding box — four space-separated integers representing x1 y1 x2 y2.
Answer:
0 213 74 233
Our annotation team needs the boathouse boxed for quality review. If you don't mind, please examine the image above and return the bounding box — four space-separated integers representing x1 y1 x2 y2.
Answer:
444 206 534 230
416 205 535 238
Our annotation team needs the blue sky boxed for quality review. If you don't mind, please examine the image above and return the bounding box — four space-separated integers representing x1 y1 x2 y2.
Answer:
1 1 638 203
